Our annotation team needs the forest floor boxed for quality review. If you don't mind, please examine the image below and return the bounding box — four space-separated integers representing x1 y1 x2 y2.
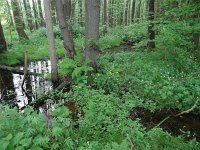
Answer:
1 24 200 149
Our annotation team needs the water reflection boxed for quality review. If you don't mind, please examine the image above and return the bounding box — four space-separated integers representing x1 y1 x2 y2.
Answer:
0 60 52 109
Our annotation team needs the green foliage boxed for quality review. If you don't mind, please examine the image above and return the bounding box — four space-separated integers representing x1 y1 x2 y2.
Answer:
58 54 93 85
0 88 199 149
94 50 200 112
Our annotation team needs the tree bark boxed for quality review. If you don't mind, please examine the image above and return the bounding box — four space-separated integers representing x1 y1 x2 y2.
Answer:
103 0 107 33
11 0 29 40
32 0 39 29
147 0 155 49
24 0 34 31
85 0 100 67
55 0 76 59
0 19 7 53
131 0 135 23
63 0 72 20
79 0 83 26
37 0 46 27
51 0 57 25
6 0 14 27
44 0 58 83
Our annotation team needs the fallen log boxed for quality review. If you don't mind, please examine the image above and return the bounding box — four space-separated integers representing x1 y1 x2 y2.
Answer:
0 65 42 76
21 77 72 110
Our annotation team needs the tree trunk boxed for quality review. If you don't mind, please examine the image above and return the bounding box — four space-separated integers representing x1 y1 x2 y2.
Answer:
11 0 29 40
79 0 83 26
108 0 113 27
147 0 155 49
51 0 57 25
6 0 14 27
103 0 107 33
37 0 45 27
131 0 135 23
24 0 34 31
32 0 39 29
85 0 100 67
124 0 129 26
18 0 26 29
63 0 71 20
44 0 58 83
55 0 76 59
0 19 7 53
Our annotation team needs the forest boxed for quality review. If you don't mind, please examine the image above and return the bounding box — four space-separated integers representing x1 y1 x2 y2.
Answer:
0 0 200 149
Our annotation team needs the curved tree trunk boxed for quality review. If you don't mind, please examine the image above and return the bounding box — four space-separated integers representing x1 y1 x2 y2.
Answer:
0 19 7 53
55 0 76 59
11 0 29 40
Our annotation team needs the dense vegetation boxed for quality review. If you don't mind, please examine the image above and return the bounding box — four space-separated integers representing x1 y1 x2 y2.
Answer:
0 0 200 149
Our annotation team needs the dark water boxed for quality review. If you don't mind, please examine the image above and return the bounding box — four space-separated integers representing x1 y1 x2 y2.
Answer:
129 108 200 142
0 60 52 109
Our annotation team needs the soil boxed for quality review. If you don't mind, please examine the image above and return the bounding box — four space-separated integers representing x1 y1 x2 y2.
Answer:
129 108 200 142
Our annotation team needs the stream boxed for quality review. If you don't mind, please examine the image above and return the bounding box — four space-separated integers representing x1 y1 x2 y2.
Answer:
0 60 52 109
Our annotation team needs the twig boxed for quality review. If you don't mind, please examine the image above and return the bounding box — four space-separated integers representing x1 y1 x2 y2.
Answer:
21 50 28 88
153 115 171 128
175 99 199 117
127 134 134 150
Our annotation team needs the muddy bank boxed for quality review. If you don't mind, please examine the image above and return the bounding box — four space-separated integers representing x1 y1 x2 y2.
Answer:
129 108 200 142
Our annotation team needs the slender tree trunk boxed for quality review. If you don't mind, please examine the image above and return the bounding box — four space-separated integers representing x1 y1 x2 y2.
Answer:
85 0 100 67
11 0 29 40
37 0 45 27
6 0 14 27
131 0 135 23
55 0 76 59
0 19 7 53
124 0 129 26
108 0 113 27
147 0 155 49
32 0 39 29
103 0 107 33
79 0 83 26
44 0 58 83
51 0 57 25
18 0 26 29
24 0 34 31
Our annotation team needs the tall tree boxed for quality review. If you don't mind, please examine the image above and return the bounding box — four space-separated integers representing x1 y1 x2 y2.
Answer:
103 0 108 33
6 0 14 27
24 0 34 31
131 0 136 23
11 0 29 40
51 0 57 25
37 0 45 27
32 0 39 29
55 0 76 59
0 19 7 53
79 0 83 26
85 0 100 67
44 0 58 83
147 0 155 49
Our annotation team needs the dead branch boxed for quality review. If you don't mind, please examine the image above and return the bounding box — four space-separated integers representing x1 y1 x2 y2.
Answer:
127 134 134 150
175 99 199 117
0 65 42 76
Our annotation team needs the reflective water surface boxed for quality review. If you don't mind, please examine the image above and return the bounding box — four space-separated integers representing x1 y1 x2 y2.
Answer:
0 60 52 109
